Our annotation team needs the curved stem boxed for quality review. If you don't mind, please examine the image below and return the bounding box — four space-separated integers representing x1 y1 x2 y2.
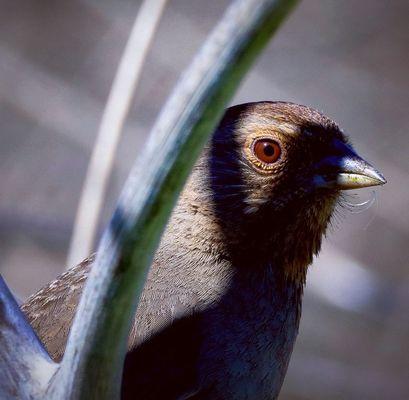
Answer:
51 0 299 399
66 0 168 268
0 276 57 399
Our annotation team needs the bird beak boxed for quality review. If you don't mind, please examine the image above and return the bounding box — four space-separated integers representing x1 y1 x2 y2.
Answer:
314 140 386 190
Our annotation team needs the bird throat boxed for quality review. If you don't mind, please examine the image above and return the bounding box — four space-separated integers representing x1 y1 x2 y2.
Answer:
264 198 336 284
180 165 338 288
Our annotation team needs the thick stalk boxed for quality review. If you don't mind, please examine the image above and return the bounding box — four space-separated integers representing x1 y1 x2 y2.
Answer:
0 276 57 399
49 0 299 399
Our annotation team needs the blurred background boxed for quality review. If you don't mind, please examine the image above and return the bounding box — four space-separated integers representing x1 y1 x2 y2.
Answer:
0 1 408 398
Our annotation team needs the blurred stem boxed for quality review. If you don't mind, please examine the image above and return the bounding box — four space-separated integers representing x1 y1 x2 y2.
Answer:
50 0 299 399
0 276 57 399
66 0 168 269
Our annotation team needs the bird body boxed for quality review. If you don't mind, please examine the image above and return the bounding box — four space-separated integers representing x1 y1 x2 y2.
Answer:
22 102 385 399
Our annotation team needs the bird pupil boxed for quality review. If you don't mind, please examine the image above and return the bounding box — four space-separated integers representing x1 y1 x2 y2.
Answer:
264 144 275 157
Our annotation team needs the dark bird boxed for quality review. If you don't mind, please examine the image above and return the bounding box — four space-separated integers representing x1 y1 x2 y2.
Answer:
22 102 386 400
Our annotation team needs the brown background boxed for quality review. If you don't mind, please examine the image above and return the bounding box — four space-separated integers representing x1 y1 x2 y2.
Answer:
0 1 408 398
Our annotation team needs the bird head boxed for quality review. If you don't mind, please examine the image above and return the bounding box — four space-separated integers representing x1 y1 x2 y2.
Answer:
206 101 385 282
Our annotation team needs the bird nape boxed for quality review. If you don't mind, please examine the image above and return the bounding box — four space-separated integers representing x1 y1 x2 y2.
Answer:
22 102 386 400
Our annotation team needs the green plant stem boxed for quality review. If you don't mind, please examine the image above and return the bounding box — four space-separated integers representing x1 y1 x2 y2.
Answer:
50 0 299 399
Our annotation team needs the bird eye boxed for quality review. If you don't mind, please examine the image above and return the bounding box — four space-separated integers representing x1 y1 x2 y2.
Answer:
253 139 281 164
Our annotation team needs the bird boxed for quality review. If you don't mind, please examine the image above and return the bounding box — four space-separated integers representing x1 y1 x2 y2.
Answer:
22 101 386 400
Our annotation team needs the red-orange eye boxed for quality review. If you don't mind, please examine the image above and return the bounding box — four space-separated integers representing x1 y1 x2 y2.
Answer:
253 139 281 164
